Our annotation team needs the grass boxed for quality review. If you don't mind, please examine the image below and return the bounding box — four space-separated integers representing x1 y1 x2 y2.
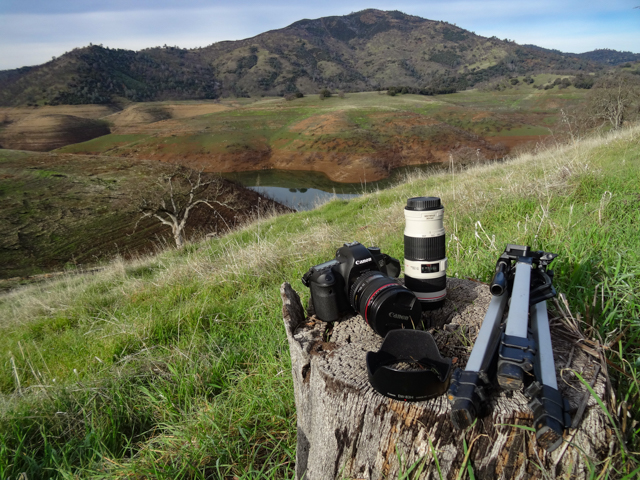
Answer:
54 90 587 162
57 134 148 154
1 124 639 478
0 151 179 279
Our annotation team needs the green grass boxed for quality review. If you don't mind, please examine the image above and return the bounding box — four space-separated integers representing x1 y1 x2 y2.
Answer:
1 124 639 478
0 151 226 279
54 90 588 162
58 134 148 154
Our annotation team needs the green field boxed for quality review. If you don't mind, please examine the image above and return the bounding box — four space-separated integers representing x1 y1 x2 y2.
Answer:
56 89 588 165
1 123 638 478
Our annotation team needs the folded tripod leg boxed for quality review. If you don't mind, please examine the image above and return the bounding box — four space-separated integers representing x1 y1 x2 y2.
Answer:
449 243 567 451
525 300 570 452
497 257 536 390
448 292 508 429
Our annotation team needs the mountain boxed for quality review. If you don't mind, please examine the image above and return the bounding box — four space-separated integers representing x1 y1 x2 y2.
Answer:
0 9 603 106
199 10 598 97
573 49 640 66
0 46 221 106
524 45 640 66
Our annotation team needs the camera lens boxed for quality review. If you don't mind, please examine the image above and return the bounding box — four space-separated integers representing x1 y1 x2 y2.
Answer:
350 271 422 336
404 196 447 309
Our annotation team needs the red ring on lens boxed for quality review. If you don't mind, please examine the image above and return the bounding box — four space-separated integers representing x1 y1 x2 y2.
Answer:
364 283 395 325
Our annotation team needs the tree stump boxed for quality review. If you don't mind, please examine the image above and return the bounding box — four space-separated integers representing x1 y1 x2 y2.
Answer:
281 278 617 480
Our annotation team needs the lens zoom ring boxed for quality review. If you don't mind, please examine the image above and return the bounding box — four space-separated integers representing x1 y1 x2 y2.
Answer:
405 275 447 292
404 235 446 261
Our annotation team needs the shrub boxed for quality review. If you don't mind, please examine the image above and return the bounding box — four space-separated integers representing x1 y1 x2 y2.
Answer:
574 75 595 89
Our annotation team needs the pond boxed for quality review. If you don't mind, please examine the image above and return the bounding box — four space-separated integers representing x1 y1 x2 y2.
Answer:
223 163 447 211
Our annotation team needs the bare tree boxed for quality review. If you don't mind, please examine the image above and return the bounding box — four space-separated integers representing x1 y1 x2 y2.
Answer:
586 73 640 129
137 166 237 248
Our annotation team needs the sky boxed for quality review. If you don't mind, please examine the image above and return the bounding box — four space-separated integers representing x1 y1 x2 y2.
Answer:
1 1 639 70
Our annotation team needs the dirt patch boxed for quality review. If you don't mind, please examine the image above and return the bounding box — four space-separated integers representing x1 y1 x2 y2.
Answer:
0 105 116 125
117 119 201 136
106 120 513 183
166 103 231 119
471 112 491 121
371 111 439 126
106 105 172 130
0 114 110 151
486 135 546 149
107 103 232 132
289 112 350 135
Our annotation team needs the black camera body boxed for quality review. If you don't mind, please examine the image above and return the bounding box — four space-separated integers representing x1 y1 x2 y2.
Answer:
302 241 421 336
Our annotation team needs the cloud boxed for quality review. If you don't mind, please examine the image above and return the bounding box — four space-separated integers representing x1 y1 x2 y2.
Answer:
0 6 308 68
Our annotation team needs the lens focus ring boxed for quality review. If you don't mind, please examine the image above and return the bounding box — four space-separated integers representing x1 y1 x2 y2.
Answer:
404 235 446 261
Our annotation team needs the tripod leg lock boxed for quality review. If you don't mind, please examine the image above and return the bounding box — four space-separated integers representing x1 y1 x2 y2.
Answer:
448 369 491 429
525 382 571 452
497 333 536 390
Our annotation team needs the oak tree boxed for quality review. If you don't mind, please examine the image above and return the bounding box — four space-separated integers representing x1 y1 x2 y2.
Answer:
586 72 640 129
137 166 237 248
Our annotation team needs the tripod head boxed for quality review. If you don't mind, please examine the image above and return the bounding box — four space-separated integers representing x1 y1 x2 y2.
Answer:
490 244 558 305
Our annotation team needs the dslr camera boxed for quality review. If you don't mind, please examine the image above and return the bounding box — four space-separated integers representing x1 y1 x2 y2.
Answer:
302 241 421 336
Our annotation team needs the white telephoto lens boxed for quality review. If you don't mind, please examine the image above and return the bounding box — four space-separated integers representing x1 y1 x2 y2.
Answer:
404 196 446 308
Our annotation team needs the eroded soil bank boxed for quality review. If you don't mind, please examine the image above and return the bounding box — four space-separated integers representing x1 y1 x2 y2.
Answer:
0 150 290 281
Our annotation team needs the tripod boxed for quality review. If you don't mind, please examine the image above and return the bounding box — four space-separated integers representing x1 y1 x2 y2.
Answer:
448 245 570 452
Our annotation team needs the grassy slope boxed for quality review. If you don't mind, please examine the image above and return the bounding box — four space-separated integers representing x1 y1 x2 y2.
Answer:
0 150 284 282
55 88 585 171
0 125 638 478
0 151 174 279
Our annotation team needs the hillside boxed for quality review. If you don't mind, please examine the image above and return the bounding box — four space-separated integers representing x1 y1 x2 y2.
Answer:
0 150 288 281
0 124 638 478
47 86 585 182
201 9 598 97
0 85 592 283
525 45 640 66
0 114 110 151
0 9 603 106
577 49 640 65
0 46 221 107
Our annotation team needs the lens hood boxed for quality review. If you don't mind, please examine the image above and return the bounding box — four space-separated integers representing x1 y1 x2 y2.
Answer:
366 330 452 401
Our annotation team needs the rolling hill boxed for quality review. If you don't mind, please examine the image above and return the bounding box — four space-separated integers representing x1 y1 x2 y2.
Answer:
524 45 640 66
0 150 288 280
0 9 604 106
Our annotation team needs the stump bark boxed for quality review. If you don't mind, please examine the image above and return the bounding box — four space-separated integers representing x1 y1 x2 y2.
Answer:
281 278 617 480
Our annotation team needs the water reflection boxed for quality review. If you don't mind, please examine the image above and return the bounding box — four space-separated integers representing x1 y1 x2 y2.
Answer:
249 186 358 211
223 163 447 211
